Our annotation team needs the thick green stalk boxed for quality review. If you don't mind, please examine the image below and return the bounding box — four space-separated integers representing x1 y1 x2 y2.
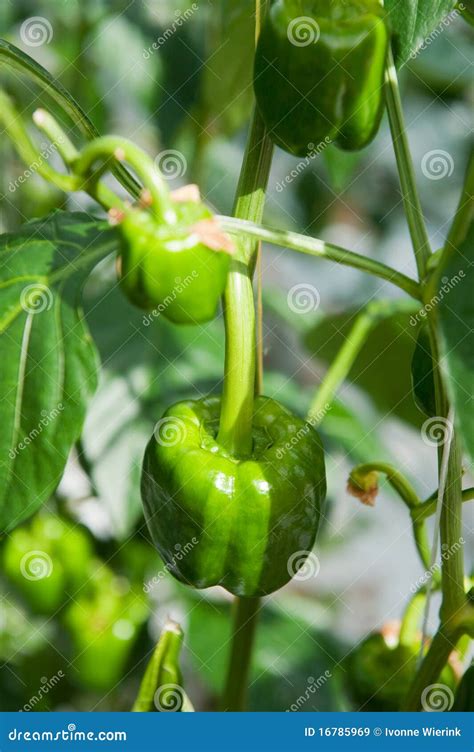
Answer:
217 111 273 457
221 597 261 711
403 628 461 710
218 217 421 300
384 48 431 280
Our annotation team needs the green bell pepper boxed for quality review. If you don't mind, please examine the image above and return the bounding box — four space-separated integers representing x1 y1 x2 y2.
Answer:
118 199 231 324
254 0 389 157
345 629 458 711
141 395 326 597
64 564 148 692
3 515 92 615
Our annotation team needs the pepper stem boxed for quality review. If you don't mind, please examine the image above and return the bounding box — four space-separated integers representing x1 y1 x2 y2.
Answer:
221 597 261 711
216 110 273 457
73 136 176 224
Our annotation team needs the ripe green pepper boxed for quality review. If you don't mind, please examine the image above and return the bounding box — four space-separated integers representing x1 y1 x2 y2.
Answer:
141 395 326 597
254 0 389 157
118 199 231 324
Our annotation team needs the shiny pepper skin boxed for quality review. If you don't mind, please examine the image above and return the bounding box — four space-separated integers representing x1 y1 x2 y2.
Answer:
141 395 326 597
254 0 389 157
118 201 230 324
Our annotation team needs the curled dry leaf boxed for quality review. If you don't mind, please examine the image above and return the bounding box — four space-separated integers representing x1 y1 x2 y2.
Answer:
347 470 379 507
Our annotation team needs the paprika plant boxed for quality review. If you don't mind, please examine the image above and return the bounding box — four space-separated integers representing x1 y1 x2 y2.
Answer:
0 0 472 716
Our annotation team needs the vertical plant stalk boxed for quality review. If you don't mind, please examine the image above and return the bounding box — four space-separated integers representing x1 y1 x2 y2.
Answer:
307 299 419 424
221 597 261 711
219 1 273 712
385 52 467 710
384 48 431 280
217 116 273 455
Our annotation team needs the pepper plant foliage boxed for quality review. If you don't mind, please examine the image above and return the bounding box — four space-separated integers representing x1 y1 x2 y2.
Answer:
0 0 473 714
0 213 116 531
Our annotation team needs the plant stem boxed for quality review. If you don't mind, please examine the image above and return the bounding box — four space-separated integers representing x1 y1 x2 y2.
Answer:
0 89 77 192
384 48 431 280
438 430 466 619
221 597 261 711
218 217 421 300
445 147 474 250
412 487 474 523
349 461 436 576
307 298 418 424
32 108 124 211
0 39 141 199
217 111 273 456
403 627 461 710
74 136 176 223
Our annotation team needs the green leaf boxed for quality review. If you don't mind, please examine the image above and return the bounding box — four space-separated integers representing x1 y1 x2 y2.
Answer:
0 211 116 532
385 0 458 66
411 326 437 417
437 221 474 463
304 304 423 428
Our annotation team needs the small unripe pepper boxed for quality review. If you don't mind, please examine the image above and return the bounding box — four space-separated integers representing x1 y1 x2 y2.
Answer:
117 193 232 324
254 0 389 157
141 395 326 597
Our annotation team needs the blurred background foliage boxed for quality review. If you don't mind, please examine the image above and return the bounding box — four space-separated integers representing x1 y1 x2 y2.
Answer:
0 0 472 711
